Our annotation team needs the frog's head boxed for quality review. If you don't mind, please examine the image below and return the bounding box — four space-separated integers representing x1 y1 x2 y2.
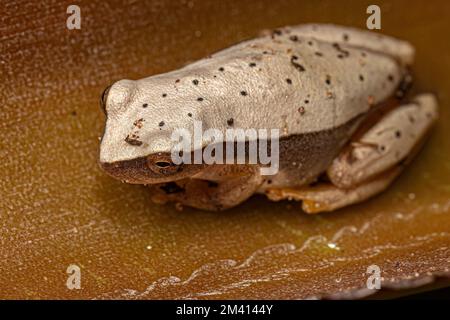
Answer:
98 79 205 184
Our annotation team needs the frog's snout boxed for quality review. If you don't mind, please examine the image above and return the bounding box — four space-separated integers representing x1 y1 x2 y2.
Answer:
99 153 205 185
100 80 136 117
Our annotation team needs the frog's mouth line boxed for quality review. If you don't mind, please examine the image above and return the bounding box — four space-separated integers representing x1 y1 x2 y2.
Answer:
100 155 206 185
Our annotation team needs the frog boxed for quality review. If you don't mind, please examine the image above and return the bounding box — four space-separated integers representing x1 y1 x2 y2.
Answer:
98 24 438 214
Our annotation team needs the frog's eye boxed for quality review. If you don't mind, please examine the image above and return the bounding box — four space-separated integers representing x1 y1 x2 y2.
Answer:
155 161 172 168
147 158 182 175
100 85 112 115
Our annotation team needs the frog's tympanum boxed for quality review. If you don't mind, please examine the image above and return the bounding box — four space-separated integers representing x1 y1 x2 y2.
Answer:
99 24 438 213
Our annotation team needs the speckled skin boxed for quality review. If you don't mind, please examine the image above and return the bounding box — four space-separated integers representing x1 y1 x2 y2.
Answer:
99 24 438 213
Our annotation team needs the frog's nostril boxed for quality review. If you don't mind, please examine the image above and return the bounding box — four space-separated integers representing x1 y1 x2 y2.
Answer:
100 85 112 114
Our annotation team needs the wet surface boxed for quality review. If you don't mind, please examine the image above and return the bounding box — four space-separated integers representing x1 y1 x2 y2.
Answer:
1 0 449 299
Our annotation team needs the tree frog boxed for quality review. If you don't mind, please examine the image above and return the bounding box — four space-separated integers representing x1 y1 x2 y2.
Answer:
99 24 438 213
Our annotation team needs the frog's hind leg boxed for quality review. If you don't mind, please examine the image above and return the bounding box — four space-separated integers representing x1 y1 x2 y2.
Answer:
265 94 438 214
328 94 438 189
266 167 401 213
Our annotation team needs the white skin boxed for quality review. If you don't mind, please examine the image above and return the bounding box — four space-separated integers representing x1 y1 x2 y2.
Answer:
99 24 439 213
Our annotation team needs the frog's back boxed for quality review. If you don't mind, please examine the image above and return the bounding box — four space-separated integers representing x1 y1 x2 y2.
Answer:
137 23 412 137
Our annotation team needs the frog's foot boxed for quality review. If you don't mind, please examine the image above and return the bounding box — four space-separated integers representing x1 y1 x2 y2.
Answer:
266 93 438 214
266 167 401 213
150 165 263 211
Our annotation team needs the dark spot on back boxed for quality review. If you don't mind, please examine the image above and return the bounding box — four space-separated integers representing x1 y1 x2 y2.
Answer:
332 43 350 58
197 97 204 102
162 93 167 98
133 118 144 128
249 62 256 67
192 79 199 85
187 112 193 117
359 74 364 81
290 56 305 72
289 35 299 42
286 78 292 84
159 121 165 127
227 118 234 126
240 91 248 96
298 106 305 115
218 67 224 72
125 135 143 146
142 103 148 108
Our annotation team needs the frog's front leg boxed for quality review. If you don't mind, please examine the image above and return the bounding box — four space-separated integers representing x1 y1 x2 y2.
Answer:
266 94 438 214
150 165 263 211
